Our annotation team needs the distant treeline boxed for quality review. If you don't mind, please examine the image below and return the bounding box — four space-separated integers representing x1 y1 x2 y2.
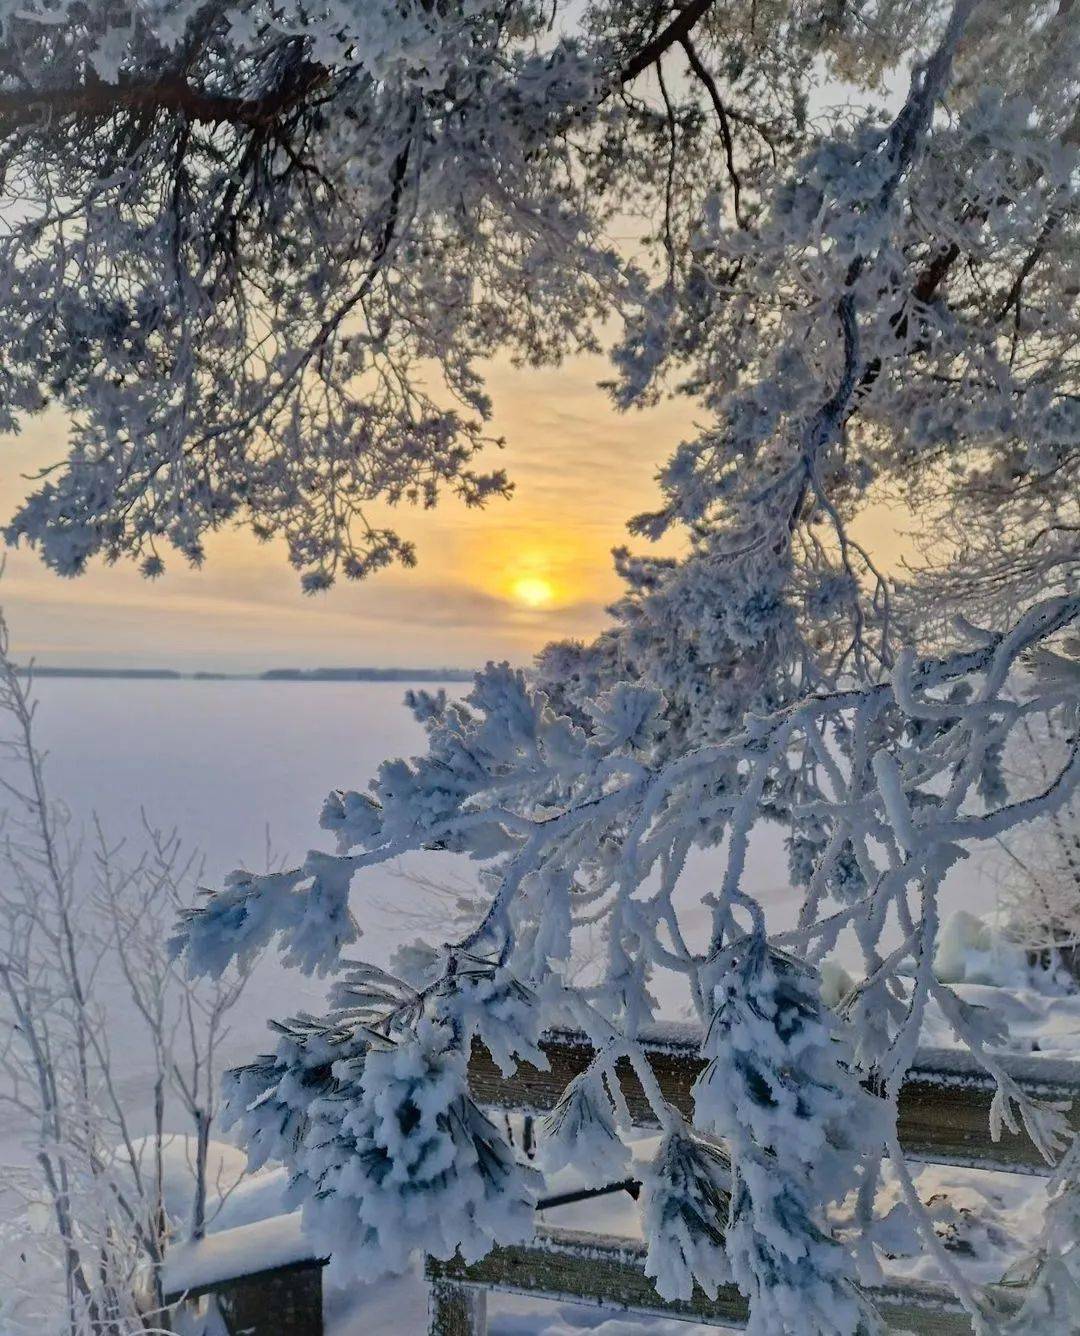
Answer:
17 665 473 682
260 667 471 682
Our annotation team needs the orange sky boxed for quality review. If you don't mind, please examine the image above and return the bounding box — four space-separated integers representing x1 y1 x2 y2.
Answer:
0 352 698 670
0 347 912 672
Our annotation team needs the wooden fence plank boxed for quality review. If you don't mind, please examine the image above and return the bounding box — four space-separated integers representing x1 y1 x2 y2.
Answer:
468 1025 1080 1172
426 1225 1026 1335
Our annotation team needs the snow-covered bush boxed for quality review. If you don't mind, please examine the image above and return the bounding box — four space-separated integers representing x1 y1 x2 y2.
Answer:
695 927 886 1334
541 1067 631 1182
641 1124 732 1303
222 980 543 1287
261 1018 539 1287
934 910 1033 988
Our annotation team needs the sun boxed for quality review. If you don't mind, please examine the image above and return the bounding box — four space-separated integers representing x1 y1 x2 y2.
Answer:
511 575 556 608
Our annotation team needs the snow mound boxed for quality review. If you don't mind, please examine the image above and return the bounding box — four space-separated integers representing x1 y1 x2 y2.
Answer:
934 911 1033 988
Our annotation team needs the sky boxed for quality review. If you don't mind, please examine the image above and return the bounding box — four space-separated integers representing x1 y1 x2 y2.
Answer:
0 29 914 676
0 351 706 672
0 353 914 673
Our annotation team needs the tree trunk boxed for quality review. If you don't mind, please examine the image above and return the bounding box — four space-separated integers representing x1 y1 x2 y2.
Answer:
191 1107 210 1240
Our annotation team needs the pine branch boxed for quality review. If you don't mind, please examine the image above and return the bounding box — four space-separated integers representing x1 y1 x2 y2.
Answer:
620 0 717 84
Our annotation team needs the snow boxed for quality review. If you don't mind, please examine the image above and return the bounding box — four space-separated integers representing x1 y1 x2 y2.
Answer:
155 1121 1051 1331
151 956 1080 1333
117 1136 250 1224
320 1149 1043 1332
324 1265 729 1336
487 1304 726 1335
934 910 1033 988
6 679 1080 1332
156 1134 733 1332
0 678 454 1177
163 1214 312 1297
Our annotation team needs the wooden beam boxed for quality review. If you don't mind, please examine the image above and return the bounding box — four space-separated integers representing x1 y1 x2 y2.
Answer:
426 1225 1025 1334
468 1025 1080 1172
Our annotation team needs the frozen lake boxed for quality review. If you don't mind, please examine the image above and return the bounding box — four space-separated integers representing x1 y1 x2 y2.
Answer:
27 676 447 886
2 678 472 1137
0 677 1023 1333
4 676 1006 1141
22 670 1008 987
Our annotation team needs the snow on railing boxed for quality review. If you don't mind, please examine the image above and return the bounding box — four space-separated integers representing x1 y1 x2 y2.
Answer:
161 1029 1080 1334
469 1025 1080 1174
425 1029 1080 1334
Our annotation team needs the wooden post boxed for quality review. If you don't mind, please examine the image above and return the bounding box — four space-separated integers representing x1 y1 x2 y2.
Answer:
428 1277 487 1335
164 1258 325 1336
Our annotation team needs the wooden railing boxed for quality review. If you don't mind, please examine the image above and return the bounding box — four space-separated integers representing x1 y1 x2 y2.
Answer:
426 1023 1080 1335
161 1023 1080 1335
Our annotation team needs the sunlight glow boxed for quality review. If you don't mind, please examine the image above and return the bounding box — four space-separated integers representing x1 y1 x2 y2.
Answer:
511 575 556 608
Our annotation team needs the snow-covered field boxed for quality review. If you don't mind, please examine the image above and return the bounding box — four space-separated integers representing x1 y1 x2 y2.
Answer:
22 672 1015 982
4 677 1075 1333
4 674 804 1119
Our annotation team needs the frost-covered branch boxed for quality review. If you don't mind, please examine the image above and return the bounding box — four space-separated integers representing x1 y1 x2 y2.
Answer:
174 590 1079 1326
1 0 1075 615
